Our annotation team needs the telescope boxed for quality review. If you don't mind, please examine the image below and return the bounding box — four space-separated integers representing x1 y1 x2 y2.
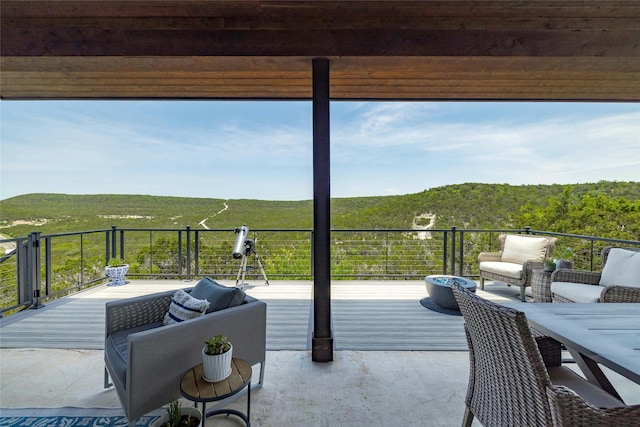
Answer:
232 224 269 289
233 225 250 259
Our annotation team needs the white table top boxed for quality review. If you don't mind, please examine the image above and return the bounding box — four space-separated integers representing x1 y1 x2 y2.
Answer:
505 303 640 385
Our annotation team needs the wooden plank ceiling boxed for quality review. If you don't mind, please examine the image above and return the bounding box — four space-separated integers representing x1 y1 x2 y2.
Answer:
1 0 639 101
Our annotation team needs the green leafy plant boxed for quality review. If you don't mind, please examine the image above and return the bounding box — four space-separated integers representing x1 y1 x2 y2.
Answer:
161 399 199 427
544 258 556 272
204 334 231 355
166 400 182 427
107 258 126 267
554 246 574 260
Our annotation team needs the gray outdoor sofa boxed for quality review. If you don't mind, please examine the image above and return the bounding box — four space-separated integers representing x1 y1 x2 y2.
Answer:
104 278 267 426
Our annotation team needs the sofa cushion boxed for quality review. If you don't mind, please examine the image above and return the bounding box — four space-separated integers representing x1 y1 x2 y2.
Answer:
105 321 163 387
501 235 550 265
163 289 210 325
550 282 605 303
599 248 640 288
189 276 246 313
479 261 523 279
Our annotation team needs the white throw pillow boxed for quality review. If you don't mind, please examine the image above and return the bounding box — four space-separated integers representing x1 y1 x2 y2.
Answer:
599 248 640 288
501 235 549 265
163 289 210 325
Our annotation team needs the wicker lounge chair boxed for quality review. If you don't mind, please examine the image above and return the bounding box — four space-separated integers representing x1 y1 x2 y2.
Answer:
451 282 639 427
550 246 640 303
104 284 266 426
478 233 557 301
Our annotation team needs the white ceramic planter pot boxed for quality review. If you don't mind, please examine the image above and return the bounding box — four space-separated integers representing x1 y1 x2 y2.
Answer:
202 344 233 382
105 264 129 286
151 406 202 427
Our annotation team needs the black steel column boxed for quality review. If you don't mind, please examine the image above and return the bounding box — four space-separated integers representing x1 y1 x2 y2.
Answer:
311 57 333 362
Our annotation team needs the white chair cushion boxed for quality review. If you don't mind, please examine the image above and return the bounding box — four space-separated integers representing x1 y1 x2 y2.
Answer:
479 261 523 279
501 235 549 265
599 248 640 288
550 282 605 303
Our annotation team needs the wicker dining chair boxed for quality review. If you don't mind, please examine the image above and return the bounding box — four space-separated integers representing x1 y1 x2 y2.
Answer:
451 282 640 427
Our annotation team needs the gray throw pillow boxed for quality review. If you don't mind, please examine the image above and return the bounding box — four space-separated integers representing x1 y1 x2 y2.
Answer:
190 277 246 313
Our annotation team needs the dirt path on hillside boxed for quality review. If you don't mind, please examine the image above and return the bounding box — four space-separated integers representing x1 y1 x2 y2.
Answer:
198 202 229 229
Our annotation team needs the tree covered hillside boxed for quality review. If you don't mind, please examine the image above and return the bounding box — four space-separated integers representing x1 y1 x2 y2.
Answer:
1 181 638 240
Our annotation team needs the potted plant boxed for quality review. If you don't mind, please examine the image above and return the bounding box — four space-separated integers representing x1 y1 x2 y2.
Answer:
151 399 201 427
553 246 574 270
105 257 129 286
202 334 233 382
543 258 556 273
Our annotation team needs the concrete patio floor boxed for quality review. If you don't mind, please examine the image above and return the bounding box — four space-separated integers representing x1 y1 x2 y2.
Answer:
2 347 639 426
2 280 639 426
0 348 472 426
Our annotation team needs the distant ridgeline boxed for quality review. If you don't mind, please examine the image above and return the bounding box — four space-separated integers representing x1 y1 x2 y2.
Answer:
0 181 639 240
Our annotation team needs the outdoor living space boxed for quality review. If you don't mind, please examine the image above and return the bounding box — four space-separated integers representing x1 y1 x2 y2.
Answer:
2 279 639 426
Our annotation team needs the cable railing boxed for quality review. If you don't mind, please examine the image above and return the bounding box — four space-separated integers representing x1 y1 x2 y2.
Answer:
1 226 638 316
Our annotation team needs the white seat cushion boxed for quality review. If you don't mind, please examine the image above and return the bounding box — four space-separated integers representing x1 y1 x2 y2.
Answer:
501 235 550 265
479 261 523 279
599 248 640 288
550 282 605 303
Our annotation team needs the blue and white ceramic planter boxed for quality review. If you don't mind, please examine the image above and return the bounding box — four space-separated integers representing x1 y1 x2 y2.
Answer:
106 264 129 286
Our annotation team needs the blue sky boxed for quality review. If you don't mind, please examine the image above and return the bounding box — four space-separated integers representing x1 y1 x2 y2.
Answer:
1 101 639 201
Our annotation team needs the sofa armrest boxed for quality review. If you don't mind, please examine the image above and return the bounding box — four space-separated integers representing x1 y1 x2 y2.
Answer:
521 259 545 282
522 259 544 272
105 289 175 336
600 286 640 303
478 251 502 263
126 297 267 420
551 269 601 285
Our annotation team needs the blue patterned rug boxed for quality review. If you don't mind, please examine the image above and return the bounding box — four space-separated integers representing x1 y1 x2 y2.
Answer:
0 408 161 427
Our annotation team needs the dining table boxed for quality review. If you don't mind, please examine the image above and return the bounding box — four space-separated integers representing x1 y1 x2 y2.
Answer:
504 302 640 401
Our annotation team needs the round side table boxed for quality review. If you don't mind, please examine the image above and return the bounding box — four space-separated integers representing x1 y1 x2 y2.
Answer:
180 358 252 426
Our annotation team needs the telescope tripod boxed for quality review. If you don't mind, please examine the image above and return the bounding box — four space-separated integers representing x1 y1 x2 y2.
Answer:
235 250 269 289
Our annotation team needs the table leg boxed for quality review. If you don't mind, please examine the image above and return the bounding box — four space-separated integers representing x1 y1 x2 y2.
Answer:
247 382 251 423
567 348 622 400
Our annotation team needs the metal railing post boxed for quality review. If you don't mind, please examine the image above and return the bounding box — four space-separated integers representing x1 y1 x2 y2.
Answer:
178 230 183 276
119 229 125 260
450 226 457 275
458 230 464 276
186 226 192 280
110 225 117 260
442 230 448 274
194 230 200 277
28 232 44 309
105 231 110 265
310 231 315 278
17 238 29 306
44 236 52 296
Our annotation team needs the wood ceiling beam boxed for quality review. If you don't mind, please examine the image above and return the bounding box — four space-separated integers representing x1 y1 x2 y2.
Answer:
1 1 639 101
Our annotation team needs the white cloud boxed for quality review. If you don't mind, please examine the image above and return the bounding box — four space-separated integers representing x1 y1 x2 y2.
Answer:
1 101 638 200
